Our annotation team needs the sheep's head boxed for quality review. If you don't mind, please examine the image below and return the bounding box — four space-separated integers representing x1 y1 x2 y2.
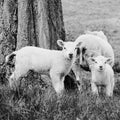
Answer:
85 30 107 41
57 40 82 60
89 55 111 72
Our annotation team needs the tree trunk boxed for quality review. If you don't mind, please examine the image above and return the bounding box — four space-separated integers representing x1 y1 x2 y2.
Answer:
0 1 3 33
17 0 65 50
0 0 17 64
16 0 37 49
33 0 65 49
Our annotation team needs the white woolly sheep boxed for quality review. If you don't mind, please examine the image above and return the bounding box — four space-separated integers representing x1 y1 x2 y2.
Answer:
88 55 115 96
5 40 81 94
72 33 114 83
85 30 108 41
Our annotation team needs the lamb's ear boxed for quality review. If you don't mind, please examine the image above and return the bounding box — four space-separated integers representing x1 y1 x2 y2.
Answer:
90 57 96 63
57 40 64 48
105 58 111 64
87 57 96 66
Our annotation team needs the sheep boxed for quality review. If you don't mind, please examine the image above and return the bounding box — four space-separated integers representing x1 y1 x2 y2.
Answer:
75 34 114 66
72 33 114 84
85 30 108 41
5 40 82 94
87 55 115 96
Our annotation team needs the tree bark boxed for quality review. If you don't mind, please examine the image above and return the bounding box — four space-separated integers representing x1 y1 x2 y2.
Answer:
0 0 17 64
0 1 3 33
16 0 37 49
33 0 65 49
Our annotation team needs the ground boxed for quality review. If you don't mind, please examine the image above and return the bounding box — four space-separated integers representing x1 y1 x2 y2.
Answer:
0 0 120 120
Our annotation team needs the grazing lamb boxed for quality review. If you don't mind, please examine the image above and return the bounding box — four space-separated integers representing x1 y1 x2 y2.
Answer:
85 30 108 41
88 55 115 96
5 40 81 94
72 33 114 83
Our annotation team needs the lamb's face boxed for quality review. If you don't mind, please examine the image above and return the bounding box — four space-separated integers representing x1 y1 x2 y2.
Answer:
90 56 111 72
57 40 82 60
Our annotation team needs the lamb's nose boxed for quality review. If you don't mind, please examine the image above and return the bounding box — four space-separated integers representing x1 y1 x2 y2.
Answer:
99 66 103 69
69 53 73 59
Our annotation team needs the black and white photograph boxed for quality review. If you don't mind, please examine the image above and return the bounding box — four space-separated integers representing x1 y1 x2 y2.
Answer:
0 0 120 120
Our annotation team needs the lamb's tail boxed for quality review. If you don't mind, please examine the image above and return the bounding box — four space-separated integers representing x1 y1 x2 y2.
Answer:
5 51 17 65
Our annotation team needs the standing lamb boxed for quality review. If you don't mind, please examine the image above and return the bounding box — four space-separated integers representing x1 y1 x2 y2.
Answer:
5 40 81 94
72 33 114 84
88 55 115 96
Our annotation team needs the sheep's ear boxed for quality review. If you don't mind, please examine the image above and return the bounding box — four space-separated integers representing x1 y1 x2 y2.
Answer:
57 40 64 47
105 58 111 64
82 47 87 55
99 31 104 34
76 48 80 57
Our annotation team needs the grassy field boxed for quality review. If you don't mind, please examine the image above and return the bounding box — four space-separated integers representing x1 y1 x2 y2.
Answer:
62 0 120 63
0 0 120 120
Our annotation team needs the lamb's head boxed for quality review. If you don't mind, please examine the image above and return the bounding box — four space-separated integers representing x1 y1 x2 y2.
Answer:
89 55 111 72
57 40 82 60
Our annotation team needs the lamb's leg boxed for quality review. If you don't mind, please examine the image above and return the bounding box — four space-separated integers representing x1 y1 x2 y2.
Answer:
106 80 114 97
72 63 82 81
9 71 21 90
106 76 114 97
111 77 115 96
9 65 29 90
9 72 15 89
50 71 64 95
106 84 112 96
91 82 98 95
72 63 82 90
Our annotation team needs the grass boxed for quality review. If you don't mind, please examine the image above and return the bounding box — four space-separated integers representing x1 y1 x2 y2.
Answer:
0 71 120 120
0 0 120 120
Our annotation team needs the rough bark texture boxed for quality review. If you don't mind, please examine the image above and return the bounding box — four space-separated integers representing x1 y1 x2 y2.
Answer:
17 0 36 49
33 0 65 49
0 0 17 64
0 1 3 33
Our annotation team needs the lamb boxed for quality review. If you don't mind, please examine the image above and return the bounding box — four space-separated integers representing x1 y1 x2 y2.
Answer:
88 55 115 96
85 30 108 41
72 33 114 83
5 40 81 94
